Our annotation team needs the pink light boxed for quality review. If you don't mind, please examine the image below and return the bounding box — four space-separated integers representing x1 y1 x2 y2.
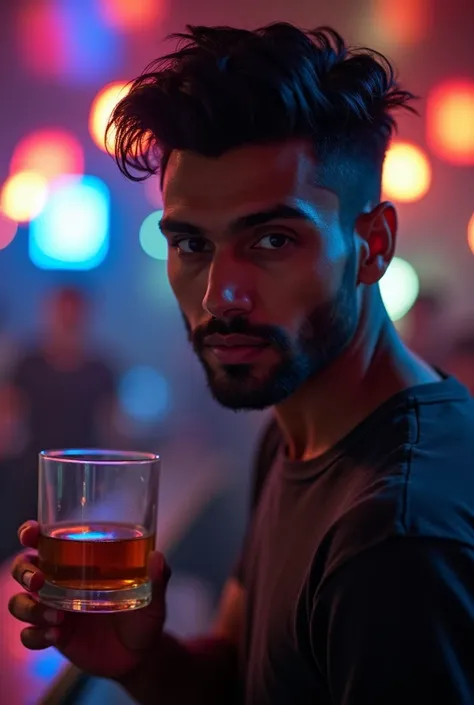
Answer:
97 0 165 30
10 129 84 182
0 213 18 250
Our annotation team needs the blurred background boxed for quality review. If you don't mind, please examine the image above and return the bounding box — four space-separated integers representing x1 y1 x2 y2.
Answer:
0 0 473 702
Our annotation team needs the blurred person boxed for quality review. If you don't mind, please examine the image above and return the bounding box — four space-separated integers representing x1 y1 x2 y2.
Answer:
0 286 116 561
445 332 474 393
8 23 474 705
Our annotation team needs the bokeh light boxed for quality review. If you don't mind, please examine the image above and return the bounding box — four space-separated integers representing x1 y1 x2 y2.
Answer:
29 175 110 270
427 80 474 165
89 81 130 153
0 213 18 251
0 171 48 223
17 0 121 85
118 366 170 422
10 128 84 182
139 210 168 261
98 0 164 30
382 142 432 203
380 257 420 321
468 214 474 255
372 0 431 46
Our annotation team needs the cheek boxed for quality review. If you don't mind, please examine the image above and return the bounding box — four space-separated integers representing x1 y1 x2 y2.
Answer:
167 262 207 321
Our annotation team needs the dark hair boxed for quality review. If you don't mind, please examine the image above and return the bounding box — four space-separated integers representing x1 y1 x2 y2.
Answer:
108 23 416 227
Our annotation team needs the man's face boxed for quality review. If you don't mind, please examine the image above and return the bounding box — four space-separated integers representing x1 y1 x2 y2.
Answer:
161 141 360 410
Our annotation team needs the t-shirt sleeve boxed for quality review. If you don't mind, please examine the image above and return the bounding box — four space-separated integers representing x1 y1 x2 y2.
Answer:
232 418 281 584
310 537 474 704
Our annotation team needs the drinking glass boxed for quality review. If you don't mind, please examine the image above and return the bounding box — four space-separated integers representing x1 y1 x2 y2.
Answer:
37 449 160 613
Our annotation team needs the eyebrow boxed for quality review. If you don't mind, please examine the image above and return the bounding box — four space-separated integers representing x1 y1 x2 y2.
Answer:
159 204 310 238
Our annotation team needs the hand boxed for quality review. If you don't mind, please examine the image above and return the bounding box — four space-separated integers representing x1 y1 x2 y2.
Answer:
8 521 171 679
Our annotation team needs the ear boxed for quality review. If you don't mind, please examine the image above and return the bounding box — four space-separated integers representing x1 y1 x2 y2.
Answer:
355 203 397 285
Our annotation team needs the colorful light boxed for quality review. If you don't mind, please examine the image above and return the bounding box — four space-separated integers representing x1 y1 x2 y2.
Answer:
139 210 168 261
468 214 474 255
97 0 164 30
0 214 18 251
427 81 474 165
0 171 48 223
118 366 170 422
380 257 420 321
17 0 121 85
382 142 432 203
371 0 431 46
29 175 110 270
89 81 130 153
10 128 84 182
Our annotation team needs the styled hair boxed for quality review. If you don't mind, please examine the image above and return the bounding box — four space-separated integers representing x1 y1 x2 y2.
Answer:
108 23 416 227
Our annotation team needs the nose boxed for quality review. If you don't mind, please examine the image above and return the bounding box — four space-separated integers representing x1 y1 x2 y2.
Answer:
202 253 254 319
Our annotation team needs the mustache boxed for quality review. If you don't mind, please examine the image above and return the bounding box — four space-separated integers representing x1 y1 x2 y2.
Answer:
190 317 290 352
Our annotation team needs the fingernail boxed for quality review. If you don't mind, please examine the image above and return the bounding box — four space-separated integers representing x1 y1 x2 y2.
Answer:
44 628 59 643
22 570 35 589
44 609 62 625
18 527 27 544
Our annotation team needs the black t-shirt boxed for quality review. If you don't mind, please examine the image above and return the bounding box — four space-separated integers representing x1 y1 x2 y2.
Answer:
237 376 474 704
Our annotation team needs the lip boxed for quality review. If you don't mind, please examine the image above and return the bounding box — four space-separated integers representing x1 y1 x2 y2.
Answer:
203 334 267 348
207 344 269 364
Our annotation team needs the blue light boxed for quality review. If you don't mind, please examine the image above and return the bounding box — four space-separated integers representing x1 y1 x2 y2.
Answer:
139 210 168 261
31 648 66 682
53 0 121 84
29 175 110 270
119 366 170 422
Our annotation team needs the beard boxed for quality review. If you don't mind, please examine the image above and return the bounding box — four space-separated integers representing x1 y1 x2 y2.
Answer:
182 252 359 411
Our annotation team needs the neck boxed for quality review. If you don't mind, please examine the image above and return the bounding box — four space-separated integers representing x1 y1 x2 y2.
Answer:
274 295 440 461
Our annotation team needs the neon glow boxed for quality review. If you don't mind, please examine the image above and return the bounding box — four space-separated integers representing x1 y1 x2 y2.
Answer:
10 128 84 182
0 171 49 223
382 142 432 203
380 257 420 321
427 80 474 165
29 175 110 270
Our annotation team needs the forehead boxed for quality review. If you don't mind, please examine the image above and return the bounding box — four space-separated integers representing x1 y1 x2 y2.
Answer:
162 141 338 217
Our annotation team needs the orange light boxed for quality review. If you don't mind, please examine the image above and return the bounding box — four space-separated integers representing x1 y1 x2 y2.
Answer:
382 142 432 203
97 0 164 29
0 213 18 250
468 214 474 255
427 81 474 165
373 0 431 45
10 128 84 181
0 171 48 223
89 81 130 153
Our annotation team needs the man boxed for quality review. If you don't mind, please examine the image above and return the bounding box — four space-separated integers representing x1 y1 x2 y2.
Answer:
0 286 116 561
8 23 474 705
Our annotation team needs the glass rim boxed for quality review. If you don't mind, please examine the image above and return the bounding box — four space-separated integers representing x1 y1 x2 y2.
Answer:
39 448 160 465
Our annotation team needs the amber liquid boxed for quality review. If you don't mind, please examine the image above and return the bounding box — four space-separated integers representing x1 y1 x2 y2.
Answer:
38 523 155 591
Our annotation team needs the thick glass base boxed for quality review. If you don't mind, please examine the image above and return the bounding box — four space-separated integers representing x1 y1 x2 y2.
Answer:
38 580 152 613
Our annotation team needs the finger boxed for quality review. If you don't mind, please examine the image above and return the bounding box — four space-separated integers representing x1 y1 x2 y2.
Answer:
148 551 171 586
8 592 64 627
11 553 44 592
20 626 60 651
18 521 40 549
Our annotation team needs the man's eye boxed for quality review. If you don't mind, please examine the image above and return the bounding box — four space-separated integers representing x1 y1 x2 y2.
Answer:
172 238 212 254
253 234 292 250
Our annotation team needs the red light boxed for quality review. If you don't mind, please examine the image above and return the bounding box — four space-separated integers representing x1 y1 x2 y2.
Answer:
10 129 84 182
427 81 474 165
97 0 164 30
